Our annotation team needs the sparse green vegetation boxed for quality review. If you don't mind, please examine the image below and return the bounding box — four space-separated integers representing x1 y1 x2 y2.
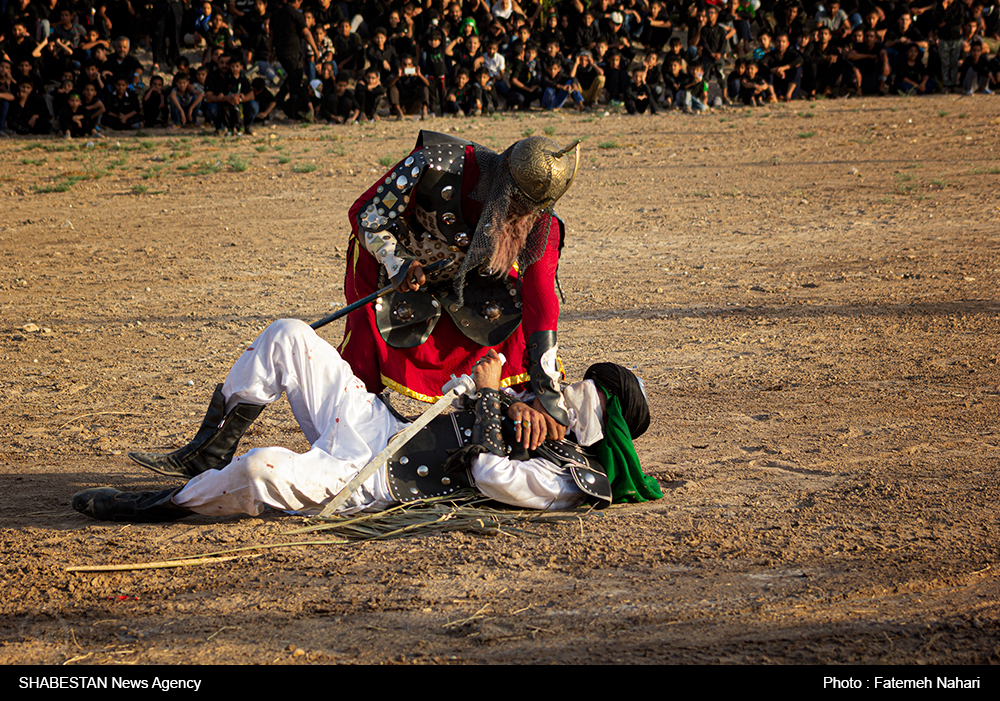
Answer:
292 163 318 173
598 140 619 149
228 154 250 172
543 125 556 136
797 131 816 139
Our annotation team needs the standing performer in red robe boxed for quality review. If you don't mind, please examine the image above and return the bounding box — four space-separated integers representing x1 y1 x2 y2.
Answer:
338 131 580 438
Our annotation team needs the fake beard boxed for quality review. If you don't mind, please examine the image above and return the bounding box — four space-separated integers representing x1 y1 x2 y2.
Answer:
488 208 539 275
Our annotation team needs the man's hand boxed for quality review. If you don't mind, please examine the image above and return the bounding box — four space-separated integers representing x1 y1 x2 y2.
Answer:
531 398 567 442
394 260 425 292
472 349 503 392
507 401 549 450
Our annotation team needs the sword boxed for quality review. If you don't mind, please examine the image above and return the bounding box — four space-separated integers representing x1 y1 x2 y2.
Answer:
314 353 506 519
310 258 453 331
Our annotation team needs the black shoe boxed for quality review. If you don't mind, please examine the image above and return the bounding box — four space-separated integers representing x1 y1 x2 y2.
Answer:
128 384 265 480
73 487 189 522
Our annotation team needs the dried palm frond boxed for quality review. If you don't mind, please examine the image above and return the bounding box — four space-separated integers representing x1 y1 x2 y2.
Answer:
283 489 598 541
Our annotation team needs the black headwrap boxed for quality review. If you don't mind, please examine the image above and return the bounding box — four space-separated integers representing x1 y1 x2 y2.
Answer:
583 363 650 439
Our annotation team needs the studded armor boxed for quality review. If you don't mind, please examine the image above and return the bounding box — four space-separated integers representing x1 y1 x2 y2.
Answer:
385 392 611 507
357 135 523 349
473 388 506 457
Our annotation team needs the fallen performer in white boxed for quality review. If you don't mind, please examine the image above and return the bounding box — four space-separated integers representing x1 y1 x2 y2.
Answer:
73 319 662 522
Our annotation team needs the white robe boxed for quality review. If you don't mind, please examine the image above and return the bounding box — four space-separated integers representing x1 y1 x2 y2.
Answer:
173 319 588 517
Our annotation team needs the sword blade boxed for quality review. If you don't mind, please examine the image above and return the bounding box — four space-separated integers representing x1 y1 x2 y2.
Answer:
314 376 475 519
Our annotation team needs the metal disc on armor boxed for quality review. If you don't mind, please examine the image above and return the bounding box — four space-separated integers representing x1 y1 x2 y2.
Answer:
376 289 443 348
385 412 475 502
439 281 522 347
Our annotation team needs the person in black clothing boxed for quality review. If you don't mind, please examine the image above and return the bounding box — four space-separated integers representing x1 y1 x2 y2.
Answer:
205 53 255 134
504 40 538 110
101 36 144 88
365 27 398 84
354 67 387 121
387 54 431 119
320 72 360 123
847 27 890 95
624 65 659 114
762 32 803 100
102 76 142 130
7 81 51 134
420 30 450 115
57 92 95 137
332 19 365 73
893 42 935 94
143 74 168 127
270 0 320 119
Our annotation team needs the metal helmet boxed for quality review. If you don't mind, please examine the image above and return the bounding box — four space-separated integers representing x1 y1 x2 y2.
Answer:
507 136 581 209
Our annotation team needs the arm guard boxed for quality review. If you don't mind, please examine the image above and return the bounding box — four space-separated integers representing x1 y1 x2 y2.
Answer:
472 388 507 457
528 330 569 426
356 150 428 285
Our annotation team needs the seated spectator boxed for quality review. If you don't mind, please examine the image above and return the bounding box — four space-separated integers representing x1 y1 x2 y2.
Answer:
603 50 630 104
320 73 360 124
727 58 747 102
77 81 105 128
169 73 203 128
740 60 777 104
75 60 106 96
960 40 993 94
573 49 605 107
354 68 387 121
444 67 476 116
365 28 398 85
333 20 364 73
625 65 659 114
143 75 168 127
471 68 500 115
49 78 76 121
102 77 142 130
678 62 711 113
57 92 95 138
893 43 935 94
249 78 278 123
763 33 803 101
539 59 584 110
387 55 431 119
101 36 144 89
847 27 890 95
205 53 255 135
7 82 51 135
503 40 539 110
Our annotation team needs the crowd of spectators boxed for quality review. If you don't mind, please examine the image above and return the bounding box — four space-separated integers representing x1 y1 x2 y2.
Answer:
2 0 1000 137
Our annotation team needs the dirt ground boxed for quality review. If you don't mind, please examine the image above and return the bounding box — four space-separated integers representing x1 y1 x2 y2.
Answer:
2 95 999 666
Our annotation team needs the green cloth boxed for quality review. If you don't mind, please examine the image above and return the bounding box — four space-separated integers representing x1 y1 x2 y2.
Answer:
593 391 663 503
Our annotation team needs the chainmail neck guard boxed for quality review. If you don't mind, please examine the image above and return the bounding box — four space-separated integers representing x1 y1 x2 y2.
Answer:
455 142 554 304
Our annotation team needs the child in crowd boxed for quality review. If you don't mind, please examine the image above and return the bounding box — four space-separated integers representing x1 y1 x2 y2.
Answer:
320 74 360 124
80 81 106 126
57 92 94 138
169 73 203 127
102 77 141 130
144 75 168 127
625 66 659 115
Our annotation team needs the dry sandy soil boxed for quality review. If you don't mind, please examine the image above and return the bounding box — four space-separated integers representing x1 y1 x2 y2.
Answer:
1 95 999 666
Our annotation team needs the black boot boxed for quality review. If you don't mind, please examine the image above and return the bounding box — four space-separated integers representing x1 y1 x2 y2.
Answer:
72 487 190 523
128 384 265 480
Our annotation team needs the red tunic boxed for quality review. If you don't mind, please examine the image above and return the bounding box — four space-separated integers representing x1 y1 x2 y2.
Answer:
338 145 563 402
